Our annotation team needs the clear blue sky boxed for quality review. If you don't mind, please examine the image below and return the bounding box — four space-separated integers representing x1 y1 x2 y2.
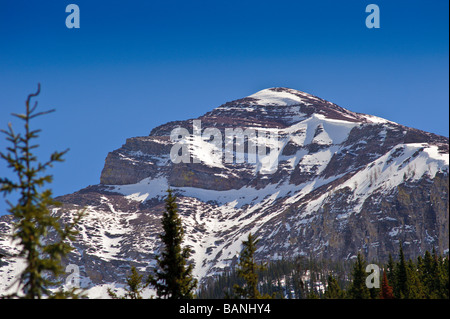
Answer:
0 0 448 214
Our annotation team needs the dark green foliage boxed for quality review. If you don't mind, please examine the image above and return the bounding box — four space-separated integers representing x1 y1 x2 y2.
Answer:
198 255 351 299
147 189 197 299
407 259 425 298
0 84 84 299
444 256 449 299
416 248 448 298
394 243 409 298
232 233 273 299
386 253 396 288
347 253 371 299
198 245 448 299
383 245 449 299
324 274 345 299
108 266 148 299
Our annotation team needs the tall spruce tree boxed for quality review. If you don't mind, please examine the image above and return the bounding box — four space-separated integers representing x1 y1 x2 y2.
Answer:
347 253 371 299
147 189 197 299
233 233 272 299
430 248 447 299
386 253 396 288
443 256 449 299
421 250 434 297
324 274 345 299
407 259 425 298
0 84 84 298
108 266 148 299
394 243 410 299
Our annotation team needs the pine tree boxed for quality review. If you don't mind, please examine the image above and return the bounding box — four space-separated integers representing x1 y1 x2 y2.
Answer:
324 274 345 299
430 248 447 299
379 270 394 299
108 266 148 299
407 259 425 298
347 253 371 299
443 255 449 299
394 243 410 299
0 84 84 299
386 253 396 288
233 233 272 299
147 189 197 299
421 250 434 298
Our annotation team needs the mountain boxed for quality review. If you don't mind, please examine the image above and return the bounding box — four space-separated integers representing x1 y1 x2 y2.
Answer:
0 87 448 298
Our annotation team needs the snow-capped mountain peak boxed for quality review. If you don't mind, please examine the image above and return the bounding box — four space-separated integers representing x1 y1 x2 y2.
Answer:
247 87 314 106
0 88 448 298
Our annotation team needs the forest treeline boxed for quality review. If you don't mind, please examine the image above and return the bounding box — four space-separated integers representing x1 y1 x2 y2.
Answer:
198 244 449 299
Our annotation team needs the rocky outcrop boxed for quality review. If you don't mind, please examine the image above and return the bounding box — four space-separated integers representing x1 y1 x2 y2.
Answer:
100 136 172 185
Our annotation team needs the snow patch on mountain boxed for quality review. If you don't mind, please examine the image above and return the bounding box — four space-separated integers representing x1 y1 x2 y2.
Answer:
248 88 308 106
305 143 449 218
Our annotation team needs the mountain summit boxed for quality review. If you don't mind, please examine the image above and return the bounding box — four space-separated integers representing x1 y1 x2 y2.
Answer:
206 87 388 125
1 88 448 297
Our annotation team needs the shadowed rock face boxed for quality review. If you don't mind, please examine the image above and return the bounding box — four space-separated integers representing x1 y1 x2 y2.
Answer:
1 87 448 297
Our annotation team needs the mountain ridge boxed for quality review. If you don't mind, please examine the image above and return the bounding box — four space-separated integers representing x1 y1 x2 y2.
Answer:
0 87 448 298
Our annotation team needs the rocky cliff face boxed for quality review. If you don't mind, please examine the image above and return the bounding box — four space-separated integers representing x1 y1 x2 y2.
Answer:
0 87 448 298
